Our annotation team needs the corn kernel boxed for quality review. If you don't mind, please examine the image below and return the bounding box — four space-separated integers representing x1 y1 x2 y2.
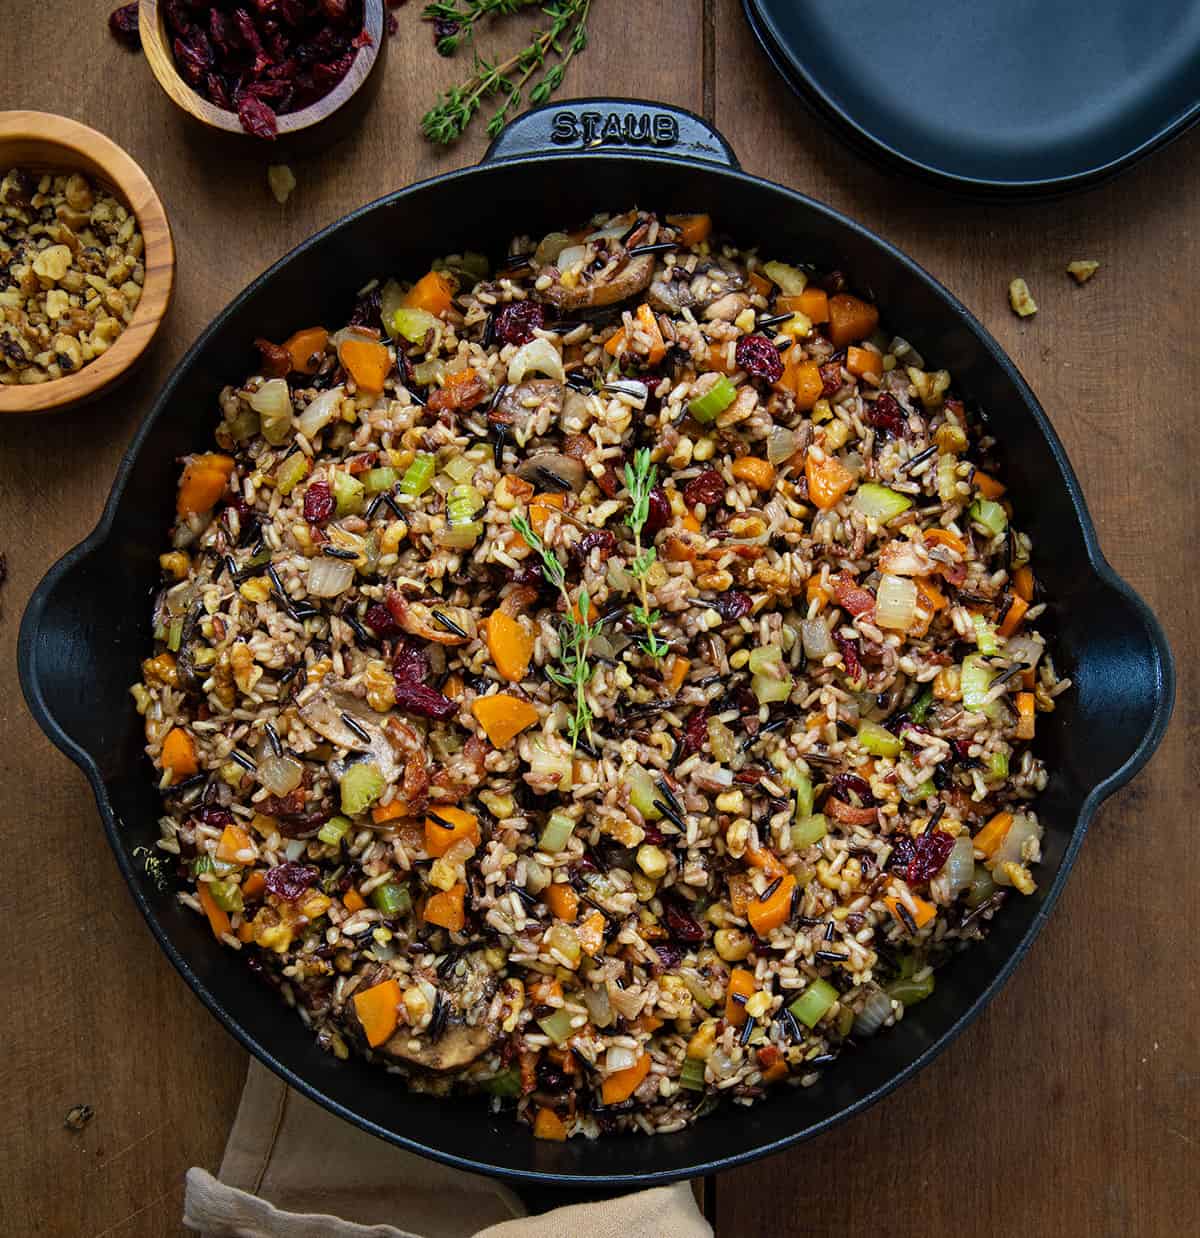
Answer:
239 576 271 604
693 437 715 462
781 311 812 338
934 423 968 454
744 990 772 1019
631 871 658 901
729 649 750 670
713 927 752 962
715 790 745 815
734 307 757 333
812 397 833 424
380 520 407 554
636 844 669 879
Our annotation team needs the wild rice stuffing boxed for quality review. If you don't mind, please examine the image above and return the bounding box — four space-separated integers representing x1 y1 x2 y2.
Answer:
132 208 1068 1140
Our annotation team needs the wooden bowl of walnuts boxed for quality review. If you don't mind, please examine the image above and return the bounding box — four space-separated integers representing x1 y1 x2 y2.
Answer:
0 111 174 415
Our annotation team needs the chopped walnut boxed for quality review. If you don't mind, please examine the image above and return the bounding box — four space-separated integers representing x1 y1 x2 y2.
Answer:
268 164 297 205
1008 278 1038 318
1066 260 1100 284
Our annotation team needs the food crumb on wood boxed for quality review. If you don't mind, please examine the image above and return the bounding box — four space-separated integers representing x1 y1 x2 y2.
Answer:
1008 277 1038 317
268 165 297 206
64 1103 94 1132
1066 260 1100 284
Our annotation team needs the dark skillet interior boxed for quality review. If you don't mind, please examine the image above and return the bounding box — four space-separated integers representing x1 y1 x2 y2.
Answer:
745 0 1200 195
19 111 1174 1185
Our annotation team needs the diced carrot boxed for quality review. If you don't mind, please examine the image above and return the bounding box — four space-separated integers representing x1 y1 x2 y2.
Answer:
528 491 565 535
974 470 1007 500
748 270 772 298
806 575 830 610
1013 566 1035 602
747 874 796 937
667 213 712 247
762 1060 789 1083
828 293 880 348
998 593 1029 638
487 609 534 683
916 577 948 612
666 655 691 695
681 512 701 533
846 345 883 378
434 366 487 411
725 967 756 1027
577 910 605 956
352 978 401 1048
529 975 564 1005
533 1106 568 1141
403 270 454 317
601 1052 651 1104
805 450 855 510
283 326 328 375
632 1014 664 1034
342 888 367 913
472 693 539 747
731 456 776 490
372 800 410 825
702 343 737 374
974 810 1015 858
544 882 579 923
784 287 830 323
197 884 231 940
216 824 254 865
237 920 255 943
177 453 235 516
1015 692 1036 741
746 845 785 880
885 890 936 930
424 808 480 857
242 871 267 901
423 883 466 932
161 727 198 781
442 673 464 700
338 338 391 395
780 347 823 410
605 304 665 365
923 528 968 557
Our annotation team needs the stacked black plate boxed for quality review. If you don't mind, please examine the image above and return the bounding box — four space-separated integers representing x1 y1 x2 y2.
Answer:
743 0 1200 196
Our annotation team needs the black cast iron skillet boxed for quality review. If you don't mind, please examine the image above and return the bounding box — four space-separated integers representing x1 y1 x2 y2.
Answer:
19 100 1174 1187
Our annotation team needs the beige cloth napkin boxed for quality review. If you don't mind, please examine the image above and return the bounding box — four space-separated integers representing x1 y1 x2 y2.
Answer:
184 1060 712 1238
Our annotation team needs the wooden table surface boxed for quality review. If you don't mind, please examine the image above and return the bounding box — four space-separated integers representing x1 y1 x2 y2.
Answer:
2 3 1196 1233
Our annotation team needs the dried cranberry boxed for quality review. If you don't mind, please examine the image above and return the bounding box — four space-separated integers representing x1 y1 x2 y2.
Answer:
495 302 545 346
225 496 254 521
820 361 844 398
302 480 335 524
735 333 784 384
829 773 876 808
209 8 234 56
321 0 352 20
643 486 671 534
264 862 319 901
108 3 141 50
238 94 278 139
683 469 725 510
640 822 666 844
888 834 917 874
173 33 214 86
254 337 291 377
194 806 233 829
205 72 232 110
597 465 622 498
364 603 401 639
866 393 908 438
664 902 706 943
348 285 383 331
680 705 712 755
654 943 684 970
392 641 430 685
834 633 864 682
392 678 456 720
711 590 752 621
508 561 547 589
574 529 618 562
906 829 955 884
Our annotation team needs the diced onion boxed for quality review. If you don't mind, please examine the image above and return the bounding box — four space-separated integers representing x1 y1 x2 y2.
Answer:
553 244 587 273
875 573 918 631
508 337 564 385
534 231 572 267
766 426 798 465
380 279 405 339
248 379 293 445
992 813 1041 873
586 211 637 242
258 753 303 796
801 617 834 659
411 358 445 386
932 834 975 902
584 983 614 1028
295 386 344 440
284 839 306 861
529 740 573 792
852 987 895 1037
605 1045 638 1072
307 558 355 598
1003 633 1044 672
524 859 550 894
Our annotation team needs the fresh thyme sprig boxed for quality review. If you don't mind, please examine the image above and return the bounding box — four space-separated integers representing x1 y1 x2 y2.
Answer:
421 0 592 146
511 513 599 748
624 448 669 658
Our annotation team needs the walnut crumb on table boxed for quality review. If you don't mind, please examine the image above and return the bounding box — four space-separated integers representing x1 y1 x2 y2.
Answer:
1008 277 1038 317
1067 260 1100 284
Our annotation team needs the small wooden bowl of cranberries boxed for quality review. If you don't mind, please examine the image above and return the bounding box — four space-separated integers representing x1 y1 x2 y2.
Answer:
137 0 387 147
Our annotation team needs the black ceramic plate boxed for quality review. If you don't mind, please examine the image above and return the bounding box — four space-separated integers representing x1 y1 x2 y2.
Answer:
744 0 1200 195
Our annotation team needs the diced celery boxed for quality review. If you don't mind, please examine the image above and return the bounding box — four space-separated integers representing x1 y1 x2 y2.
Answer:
961 653 995 713
362 467 399 495
886 972 935 1007
681 968 717 1009
857 719 902 758
852 483 912 523
791 813 828 849
752 671 793 704
371 880 411 915
679 1056 707 1091
442 453 475 484
318 815 352 847
969 497 1007 536
539 812 576 853
626 766 663 821
482 1067 522 1098
191 854 215 877
900 777 936 804
972 612 998 654
276 452 309 496
436 521 484 549
399 453 435 496
748 645 784 675
986 751 1009 781
762 260 808 295
340 762 384 815
390 306 438 345
782 766 814 818
446 483 484 525
788 978 838 1029
909 687 934 724
208 879 244 914
965 865 997 908
688 375 737 424
332 471 365 516
537 1008 575 1045
167 618 183 652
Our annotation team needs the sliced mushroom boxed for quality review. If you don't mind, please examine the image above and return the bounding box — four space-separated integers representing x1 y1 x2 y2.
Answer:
647 270 697 315
297 686 373 752
540 252 655 312
388 596 477 646
379 954 498 1072
491 380 562 438
516 451 586 494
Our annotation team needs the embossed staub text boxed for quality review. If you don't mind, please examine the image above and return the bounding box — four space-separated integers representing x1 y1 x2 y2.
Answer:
549 109 680 148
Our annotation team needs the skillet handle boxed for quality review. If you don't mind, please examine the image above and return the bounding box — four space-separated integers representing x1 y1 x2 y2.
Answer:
482 98 740 169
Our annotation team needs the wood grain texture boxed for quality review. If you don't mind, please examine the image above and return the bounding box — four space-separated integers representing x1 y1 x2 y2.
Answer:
0 111 174 415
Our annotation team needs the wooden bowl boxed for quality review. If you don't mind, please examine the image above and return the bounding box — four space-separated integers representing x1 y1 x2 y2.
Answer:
139 0 387 146
0 112 174 416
